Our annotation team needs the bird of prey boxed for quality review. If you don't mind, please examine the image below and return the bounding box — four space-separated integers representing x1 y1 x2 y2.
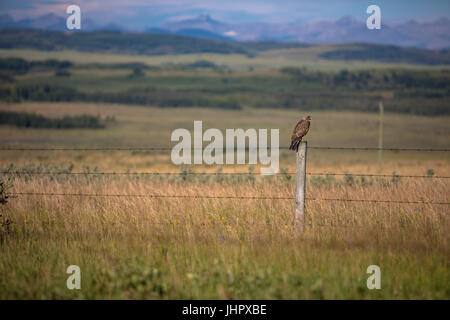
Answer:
289 115 311 151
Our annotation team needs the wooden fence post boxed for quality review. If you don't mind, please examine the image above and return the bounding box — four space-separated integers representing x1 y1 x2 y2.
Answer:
378 102 384 170
295 141 307 230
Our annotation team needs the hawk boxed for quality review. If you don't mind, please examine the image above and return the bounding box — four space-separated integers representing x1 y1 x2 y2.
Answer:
289 115 311 151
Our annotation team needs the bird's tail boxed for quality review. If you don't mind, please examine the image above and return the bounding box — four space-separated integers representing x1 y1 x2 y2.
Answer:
289 139 301 151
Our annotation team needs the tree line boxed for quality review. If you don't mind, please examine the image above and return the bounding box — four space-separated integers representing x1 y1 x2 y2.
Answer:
0 84 242 110
0 110 104 129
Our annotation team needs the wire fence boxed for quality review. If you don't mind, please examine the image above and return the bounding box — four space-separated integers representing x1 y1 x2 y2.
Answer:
1 171 449 179
2 144 449 206
1 146 450 152
9 192 450 205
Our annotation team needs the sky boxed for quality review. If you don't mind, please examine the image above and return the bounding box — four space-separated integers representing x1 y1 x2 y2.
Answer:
1 0 449 30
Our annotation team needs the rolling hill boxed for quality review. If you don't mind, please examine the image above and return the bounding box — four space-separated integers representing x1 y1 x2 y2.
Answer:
0 29 449 65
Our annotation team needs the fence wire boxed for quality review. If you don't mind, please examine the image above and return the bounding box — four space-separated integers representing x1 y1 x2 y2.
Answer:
1 146 449 152
9 192 449 205
1 171 449 179
2 144 448 206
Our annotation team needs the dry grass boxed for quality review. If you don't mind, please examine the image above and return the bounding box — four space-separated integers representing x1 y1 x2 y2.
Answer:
0 103 448 299
0 173 448 299
0 102 449 175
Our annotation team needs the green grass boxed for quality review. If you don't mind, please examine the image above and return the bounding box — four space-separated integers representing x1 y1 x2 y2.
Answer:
2 47 449 72
2 239 448 299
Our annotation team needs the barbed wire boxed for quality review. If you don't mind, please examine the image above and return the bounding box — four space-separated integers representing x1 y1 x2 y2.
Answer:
308 147 450 152
0 146 449 152
309 173 447 179
1 171 449 179
10 192 450 205
12 192 292 200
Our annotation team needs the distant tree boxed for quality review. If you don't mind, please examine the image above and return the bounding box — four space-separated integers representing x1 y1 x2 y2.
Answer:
128 67 144 78
0 111 104 129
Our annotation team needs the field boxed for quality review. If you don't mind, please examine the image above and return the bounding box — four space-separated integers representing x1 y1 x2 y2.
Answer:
2 46 450 72
1 171 448 299
0 102 449 299
0 39 449 299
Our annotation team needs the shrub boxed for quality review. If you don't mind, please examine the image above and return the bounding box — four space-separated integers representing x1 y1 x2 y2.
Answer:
0 178 13 237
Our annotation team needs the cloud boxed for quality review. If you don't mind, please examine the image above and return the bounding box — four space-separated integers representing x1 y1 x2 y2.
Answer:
167 15 198 22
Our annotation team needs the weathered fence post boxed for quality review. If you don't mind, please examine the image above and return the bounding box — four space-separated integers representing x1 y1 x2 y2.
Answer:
295 141 307 230
378 102 384 170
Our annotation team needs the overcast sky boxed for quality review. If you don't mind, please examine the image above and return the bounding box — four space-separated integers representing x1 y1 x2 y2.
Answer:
1 0 449 29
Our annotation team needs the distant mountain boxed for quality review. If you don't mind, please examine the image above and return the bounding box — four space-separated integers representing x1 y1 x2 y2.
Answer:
294 16 450 49
99 23 127 32
172 29 230 40
1 29 448 65
0 13 120 32
163 14 231 34
0 14 15 26
1 13 449 49
0 13 66 30
162 15 300 42
145 25 230 40
160 14 450 49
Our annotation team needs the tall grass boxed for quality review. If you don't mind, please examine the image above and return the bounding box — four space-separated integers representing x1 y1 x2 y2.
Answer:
0 174 448 299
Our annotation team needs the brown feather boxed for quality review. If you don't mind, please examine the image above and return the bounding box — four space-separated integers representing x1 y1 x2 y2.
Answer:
290 119 310 151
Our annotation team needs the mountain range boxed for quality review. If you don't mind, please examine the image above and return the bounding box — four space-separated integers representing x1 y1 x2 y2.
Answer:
1 13 449 49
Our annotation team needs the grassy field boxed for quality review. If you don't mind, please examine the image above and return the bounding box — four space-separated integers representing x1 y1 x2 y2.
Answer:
0 102 449 299
1 174 448 299
3 47 450 72
0 41 449 299
0 102 449 172
3 50 448 116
